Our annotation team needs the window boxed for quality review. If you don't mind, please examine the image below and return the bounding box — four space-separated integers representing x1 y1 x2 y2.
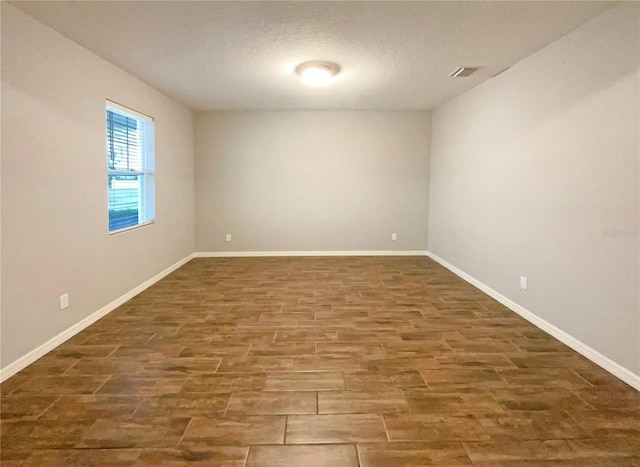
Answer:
106 101 155 233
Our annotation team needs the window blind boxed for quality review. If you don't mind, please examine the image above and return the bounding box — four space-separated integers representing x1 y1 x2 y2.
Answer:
106 101 155 233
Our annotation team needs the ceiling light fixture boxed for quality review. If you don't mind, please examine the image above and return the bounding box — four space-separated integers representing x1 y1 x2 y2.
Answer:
296 61 341 87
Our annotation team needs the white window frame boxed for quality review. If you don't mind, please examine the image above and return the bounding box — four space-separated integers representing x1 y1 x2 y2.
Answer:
106 100 155 234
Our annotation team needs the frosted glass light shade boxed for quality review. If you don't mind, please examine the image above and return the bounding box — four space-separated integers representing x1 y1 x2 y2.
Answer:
296 61 340 87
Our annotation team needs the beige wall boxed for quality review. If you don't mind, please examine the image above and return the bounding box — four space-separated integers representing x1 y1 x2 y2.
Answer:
428 3 639 374
195 111 431 252
1 5 195 367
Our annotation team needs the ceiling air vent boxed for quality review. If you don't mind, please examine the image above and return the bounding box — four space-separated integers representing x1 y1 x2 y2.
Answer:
449 67 479 77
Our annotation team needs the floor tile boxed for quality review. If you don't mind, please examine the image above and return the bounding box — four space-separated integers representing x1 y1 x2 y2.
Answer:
77 416 191 448
403 388 504 415
568 437 640 458
286 414 387 444
40 394 142 419
217 357 294 373
1 394 60 419
264 371 345 391
96 376 186 396
133 393 230 417
344 369 426 390
574 386 640 411
3 418 95 450
47 345 119 359
318 390 407 414
226 391 317 415
383 413 491 442
21 449 142 466
11 358 79 378
274 331 339 343
248 343 316 357
489 387 593 411
497 368 592 390
475 410 588 440
247 444 358 467
358 442 474 466
181 373 267 393
1 375 30 396
464 439 577 462
473 459 640 467
64 359 145 376
13 375 110 395
181 416 286 446
420 368 508 389
568 409 640 438
133 446 248 466
316 342 386 358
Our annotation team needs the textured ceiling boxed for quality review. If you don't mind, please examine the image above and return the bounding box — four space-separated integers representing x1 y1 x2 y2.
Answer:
13 1 613 110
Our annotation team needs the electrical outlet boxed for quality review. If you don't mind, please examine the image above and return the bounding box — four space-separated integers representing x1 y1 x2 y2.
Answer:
520 276 527 290
225 234 231 242
391 233 397 241
59 293 69 310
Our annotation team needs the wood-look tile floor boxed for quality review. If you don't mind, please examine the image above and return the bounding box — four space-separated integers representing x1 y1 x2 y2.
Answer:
2 257 639 466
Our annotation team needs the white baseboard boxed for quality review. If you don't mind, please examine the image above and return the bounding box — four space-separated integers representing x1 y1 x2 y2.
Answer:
196 250 429 258
0 253 195 383
426 251 640 391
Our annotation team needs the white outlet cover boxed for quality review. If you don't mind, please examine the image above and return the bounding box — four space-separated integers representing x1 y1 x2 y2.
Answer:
519 276 528 290
225 234 231 242
59 293 69 310
391 233 397 241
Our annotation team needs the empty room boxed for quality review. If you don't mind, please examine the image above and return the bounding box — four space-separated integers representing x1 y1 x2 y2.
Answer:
1 1 639 466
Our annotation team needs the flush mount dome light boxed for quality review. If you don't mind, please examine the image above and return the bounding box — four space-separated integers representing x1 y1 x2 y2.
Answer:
296 61 341 87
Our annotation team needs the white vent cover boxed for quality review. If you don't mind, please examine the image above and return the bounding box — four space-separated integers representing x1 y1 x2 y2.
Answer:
449 67 479 77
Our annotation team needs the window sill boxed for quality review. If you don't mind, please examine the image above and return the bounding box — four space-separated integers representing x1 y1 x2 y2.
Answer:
108 220 154 235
